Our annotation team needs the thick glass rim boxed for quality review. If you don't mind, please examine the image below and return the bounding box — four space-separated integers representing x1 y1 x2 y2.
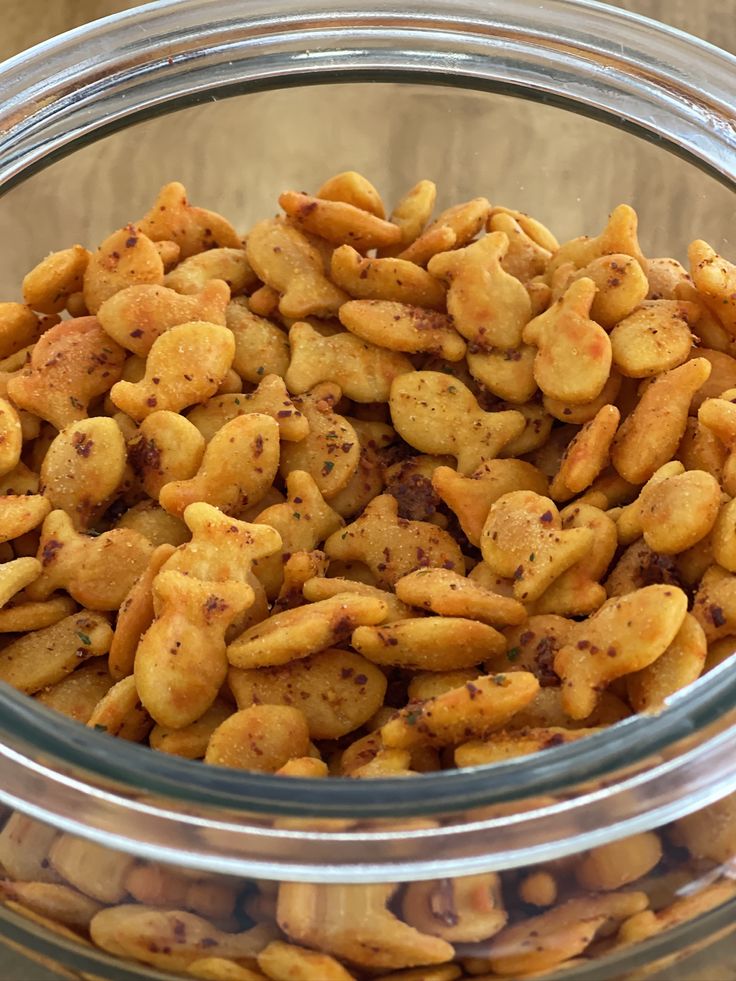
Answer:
1 0 735 874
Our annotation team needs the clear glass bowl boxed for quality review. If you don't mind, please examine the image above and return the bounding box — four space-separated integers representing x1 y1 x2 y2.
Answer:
1 1 735 979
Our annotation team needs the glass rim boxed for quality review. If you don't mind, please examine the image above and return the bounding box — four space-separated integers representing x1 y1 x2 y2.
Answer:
1 0 736 855
1 654 736 820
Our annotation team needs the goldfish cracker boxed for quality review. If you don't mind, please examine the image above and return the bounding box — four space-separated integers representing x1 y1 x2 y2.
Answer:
672 793 736 865
575 832 663 891
90 906 274 973
0 880 101 932
97 280 230 356
149 700 233 760
0 397 22 478
153 239 181 269
136 181 242 258
455 726 596 766
626 613 706 711
381 673 540 750
7 317 126 430
379 179 437 256
110 321 235 421
0 595 76 633
400 197 491 265
689 239 736 336
35 660 114 724
108 543 177 680
615 461 684 545
481 491 593 603
82 225 164 314
482 892 648 976
318 170 386 217
549 404 620 501
271 550 330 614
609 300 697 377
188 375 307 444
488 212 553 283
390 371 525 475
568 253 649 328
639 468 721 555
689 349 736 412
647 256 691 300
331 246 445 309
86 674 153 743
324 493 464 588
555 584 688 719
407 670 483 703
0 611 112 694
159 413 280 518
470 343 540 404
115 501 190 548
548 204 647 275
229 647 386 740
205 704 311 772
518 871 559 909
279 190 402 251
692 563 736 642
488 614 573 684
432 459 548 546
529 503 616 616
162 503 281 584
611 357 712 483
352 617 505 671
429 231 531 352
226 592 388 669
128 411 205 500
226 298 291 383
277 883 453 970
523 278 612 403
496 404 550 459
0 303 42 359
543 370 622 424
677 416 727 481
286 320 414 400
339 299 463 361
395 568 526 626
135 571 253 729
28 509 154 610
302 575 411 622
278 383 361 499
164 248 257 296
0 556 42 608
40 417 127 529
401 874 506 944
250 469 343 598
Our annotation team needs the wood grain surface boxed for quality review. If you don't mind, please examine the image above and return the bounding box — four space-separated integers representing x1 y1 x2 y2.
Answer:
1 0 735 56
1 2 735 980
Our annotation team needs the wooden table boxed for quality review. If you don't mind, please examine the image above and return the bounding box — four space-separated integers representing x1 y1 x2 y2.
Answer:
3 0 735 56
1 2 735 980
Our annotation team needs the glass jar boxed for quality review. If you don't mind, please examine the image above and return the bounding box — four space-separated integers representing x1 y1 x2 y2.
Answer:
1 1 736 978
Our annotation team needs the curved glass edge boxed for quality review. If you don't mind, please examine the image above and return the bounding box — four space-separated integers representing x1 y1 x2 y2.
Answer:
1 654 735 817
1 660 736 877
1 878 735 981
0 1 735 189
0 0 733 869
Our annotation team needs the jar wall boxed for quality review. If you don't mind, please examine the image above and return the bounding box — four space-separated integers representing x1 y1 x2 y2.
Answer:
0 799 735 980
1 2 736 979
1 82 734 300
